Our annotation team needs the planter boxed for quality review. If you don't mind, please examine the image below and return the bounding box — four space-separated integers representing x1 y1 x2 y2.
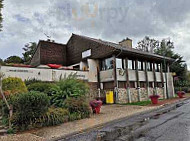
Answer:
89 100 102 114
149 95 160 104
177 91 185 98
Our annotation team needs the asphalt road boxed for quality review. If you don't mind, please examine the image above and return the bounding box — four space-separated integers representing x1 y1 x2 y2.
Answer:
59 99 190 141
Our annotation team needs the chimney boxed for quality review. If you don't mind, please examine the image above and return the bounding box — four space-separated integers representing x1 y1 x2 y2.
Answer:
119 38 132 48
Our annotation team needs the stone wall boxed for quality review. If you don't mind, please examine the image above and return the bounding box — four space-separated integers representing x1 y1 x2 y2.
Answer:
130 88 139 102
117 88 128 103
157 88 164 99
140 88 148 101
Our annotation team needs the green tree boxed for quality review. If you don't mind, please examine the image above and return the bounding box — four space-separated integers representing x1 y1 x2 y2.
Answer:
155 39 187 80
22 42 37 64
136 36 159 53
0 0 3 31
4 56 23 64
0 58 5 65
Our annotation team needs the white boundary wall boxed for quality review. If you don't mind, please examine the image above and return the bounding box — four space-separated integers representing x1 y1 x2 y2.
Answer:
0 66 89 82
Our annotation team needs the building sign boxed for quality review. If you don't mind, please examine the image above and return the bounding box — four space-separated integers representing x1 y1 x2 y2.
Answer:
82 49 91 58
6 69 33 73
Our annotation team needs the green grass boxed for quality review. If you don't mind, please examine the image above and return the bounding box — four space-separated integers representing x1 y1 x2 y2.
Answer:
120 100 152 106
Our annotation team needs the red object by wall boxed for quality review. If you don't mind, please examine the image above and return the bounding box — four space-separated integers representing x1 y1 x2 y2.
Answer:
47 64 62 69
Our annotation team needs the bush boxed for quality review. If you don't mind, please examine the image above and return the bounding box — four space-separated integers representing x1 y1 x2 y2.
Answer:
2 77 27 96
24 78 41 86
8 91 50 130
51 78 89 107
175 87 190 93
64 97 91 121
37 107 69 126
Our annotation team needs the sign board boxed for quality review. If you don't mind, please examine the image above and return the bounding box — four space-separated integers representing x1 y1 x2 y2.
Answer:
82 49 91 58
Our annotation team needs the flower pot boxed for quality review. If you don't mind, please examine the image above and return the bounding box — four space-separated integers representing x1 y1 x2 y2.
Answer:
177 91 185 98
149 95 160 104
89 100 102 114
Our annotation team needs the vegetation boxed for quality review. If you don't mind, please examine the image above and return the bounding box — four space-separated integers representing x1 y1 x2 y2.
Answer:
0 58 5 65
121 100 152 106
136 37 188 84
4 56 23 64
38 107 69 127
136 36 159 53
2 77 27 96
64 97 91 121
0 0 3 31
6 91 49 130
0 75 91 131
51 77 89 107
24 78 41 86
22 42 37 64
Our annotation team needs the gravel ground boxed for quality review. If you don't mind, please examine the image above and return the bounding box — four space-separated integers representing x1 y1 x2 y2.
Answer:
0 133 45 141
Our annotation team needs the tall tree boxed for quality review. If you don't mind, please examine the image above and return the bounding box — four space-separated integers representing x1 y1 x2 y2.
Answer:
4 56 23 64
0 0 3 31
0 58 5 65
155 39 187 80
136 36 159 53
22 42 37 64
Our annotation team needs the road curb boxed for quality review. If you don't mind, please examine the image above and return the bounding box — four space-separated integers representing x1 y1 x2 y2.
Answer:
50 97 190 141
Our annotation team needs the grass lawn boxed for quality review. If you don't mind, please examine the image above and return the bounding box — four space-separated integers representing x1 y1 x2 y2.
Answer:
120 100 152 106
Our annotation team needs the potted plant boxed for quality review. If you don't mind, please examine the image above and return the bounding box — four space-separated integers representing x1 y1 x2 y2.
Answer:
177 91 185 98
149 89 160 104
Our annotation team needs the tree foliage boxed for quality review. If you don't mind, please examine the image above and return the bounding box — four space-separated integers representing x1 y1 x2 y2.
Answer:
0 58 5 65
0 0 3 31
22 42 37 64
137 37 188 81
4 56 23 64
136 36 159 53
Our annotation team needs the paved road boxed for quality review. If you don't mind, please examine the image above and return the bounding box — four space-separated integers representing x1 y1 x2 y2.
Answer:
60 99 190 141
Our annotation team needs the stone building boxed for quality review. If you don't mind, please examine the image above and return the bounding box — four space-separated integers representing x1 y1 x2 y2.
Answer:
2 34 175 103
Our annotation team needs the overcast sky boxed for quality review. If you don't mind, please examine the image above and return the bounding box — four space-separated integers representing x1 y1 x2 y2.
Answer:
0 0 190 68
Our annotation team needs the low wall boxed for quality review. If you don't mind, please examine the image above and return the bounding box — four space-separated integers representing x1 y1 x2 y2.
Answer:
0 66 89 81
117 87 165 104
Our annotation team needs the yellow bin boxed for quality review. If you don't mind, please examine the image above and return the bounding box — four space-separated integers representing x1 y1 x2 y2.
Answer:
106 91 114 104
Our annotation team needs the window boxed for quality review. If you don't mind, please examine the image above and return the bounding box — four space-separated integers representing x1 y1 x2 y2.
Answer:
156 82 163 88
128 60 133 70
148 82 153 87
101 57 113 70
140 82 146 88
116 58 123 69
138 61 144 71
157 63 161 72
130 81 136 88
147 62 152 71
118 82 126 88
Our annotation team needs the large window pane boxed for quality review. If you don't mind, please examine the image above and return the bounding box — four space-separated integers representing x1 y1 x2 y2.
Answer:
128 60 133 69
116 58 123 69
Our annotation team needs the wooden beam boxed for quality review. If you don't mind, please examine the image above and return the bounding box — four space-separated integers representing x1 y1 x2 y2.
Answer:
153 62 157 94
125 58 131 103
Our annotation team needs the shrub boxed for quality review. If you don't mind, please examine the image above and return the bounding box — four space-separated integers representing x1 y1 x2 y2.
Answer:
37 107 69 126
27 82 53 93
24 78 41 86
51 78 89 107
8 91 50 130
2 77 27 96
64 97 91 120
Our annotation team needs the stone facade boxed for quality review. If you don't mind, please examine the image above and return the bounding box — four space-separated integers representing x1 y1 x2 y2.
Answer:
117 88 128 103
130 88 139 102
157 88 164 99
140 88 148 101
116 87 165 104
